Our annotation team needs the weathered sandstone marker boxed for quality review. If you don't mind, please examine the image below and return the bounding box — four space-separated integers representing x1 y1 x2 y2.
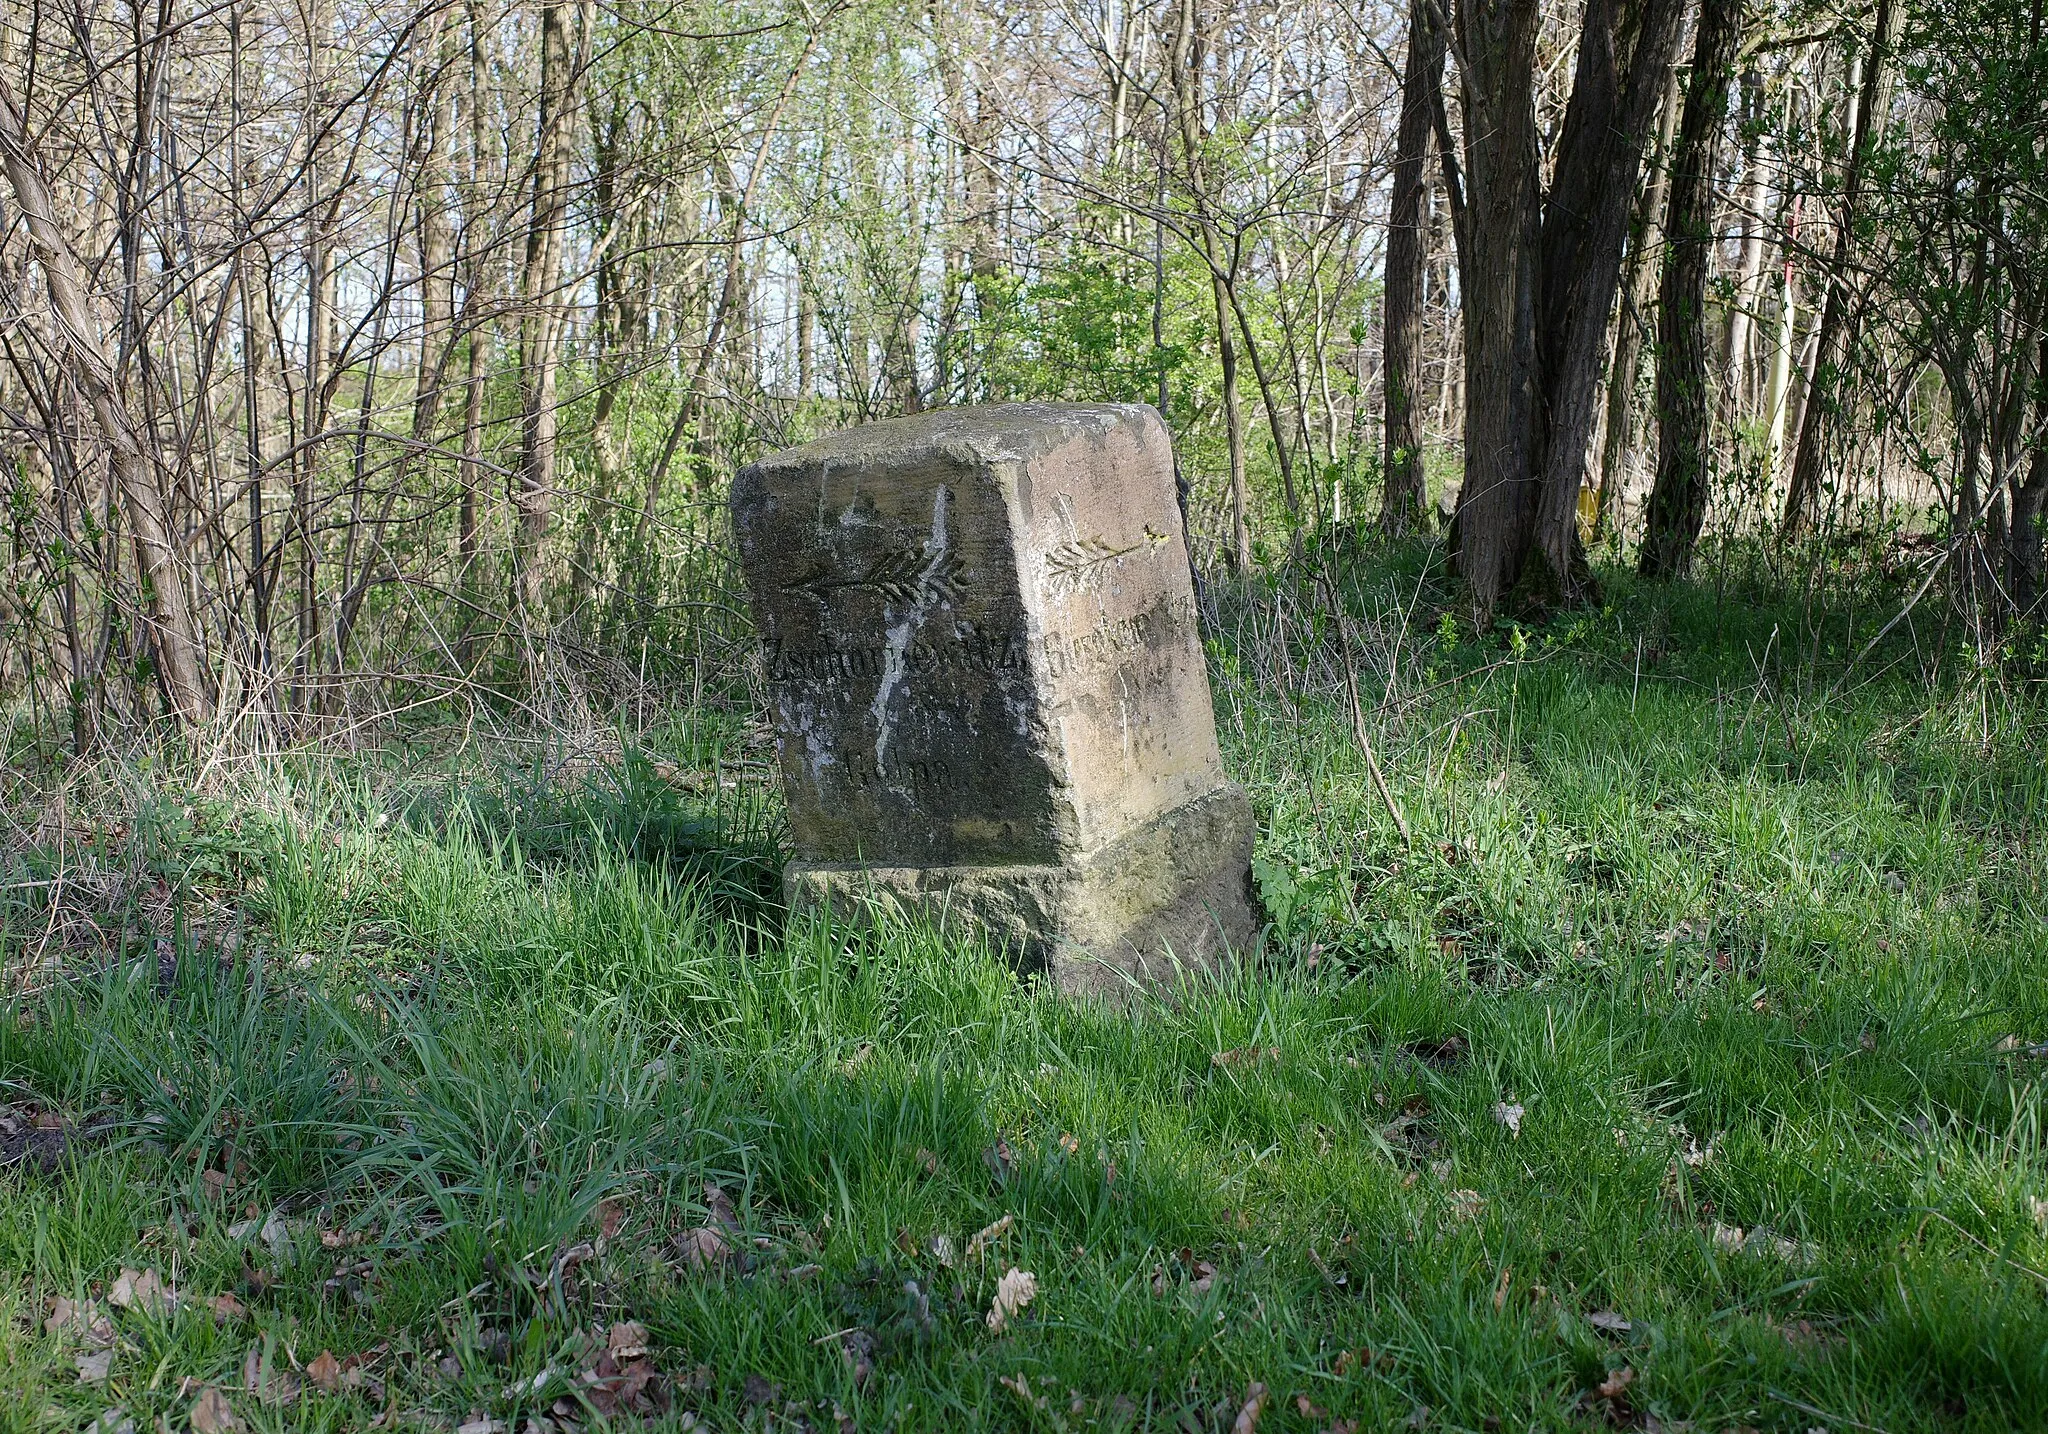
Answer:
732 402 1258 992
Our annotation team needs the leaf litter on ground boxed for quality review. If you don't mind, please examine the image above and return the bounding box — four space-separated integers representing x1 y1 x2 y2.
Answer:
986 1267 1038 1332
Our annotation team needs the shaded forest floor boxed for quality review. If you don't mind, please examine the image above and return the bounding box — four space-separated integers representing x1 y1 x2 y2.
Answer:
3 545 2048 1432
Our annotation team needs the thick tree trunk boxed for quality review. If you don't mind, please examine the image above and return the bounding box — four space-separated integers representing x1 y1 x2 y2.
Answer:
1451 0 1677 615
1449 0 1543 618
0 75 211 728
1780 0 1899 538
1595 65 1683 538
1380 0 1442 535
1638 0 1743 580
1525 0 1688 601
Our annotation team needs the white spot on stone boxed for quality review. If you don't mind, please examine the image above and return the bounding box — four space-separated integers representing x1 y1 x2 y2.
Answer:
871 486 951 769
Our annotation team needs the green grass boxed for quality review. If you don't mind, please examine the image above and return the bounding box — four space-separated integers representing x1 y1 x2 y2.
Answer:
4 550 2047 1432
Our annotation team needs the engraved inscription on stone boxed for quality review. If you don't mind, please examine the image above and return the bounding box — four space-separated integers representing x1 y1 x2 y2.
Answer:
732 402 1259 994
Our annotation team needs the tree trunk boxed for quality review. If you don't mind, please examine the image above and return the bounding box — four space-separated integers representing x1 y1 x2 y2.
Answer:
1380 0 1442 535
1595 62 1683 538
299 2 331 707
1172 0 1252 571
1720 73 1769 425
1526 0 1689 601
1763 191 1801 479
1448 0 1543 619
0 75 211 728
457 0 491 673
515 0 582 624
1638 0 1743 580
1779 0 1899 538
1213 273 1253 571
2008 342 2048 617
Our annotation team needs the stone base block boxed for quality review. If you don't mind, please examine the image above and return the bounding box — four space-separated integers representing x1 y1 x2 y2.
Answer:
786 784 1260 996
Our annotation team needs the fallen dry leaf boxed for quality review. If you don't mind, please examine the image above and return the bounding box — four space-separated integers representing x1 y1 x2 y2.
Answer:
46 1295 114 1346
701 1182 739 1230
1447 1189 1485 1221
1776 1318 1834 1351
1586 1311 1631 1337
1212 1046 1282 1068
1295 1394 1328 1420
1231 1382 1268 1433
608 1321 650 1360
914 1147 943 1177
1595 1366 1635 1401
188 1386 240 1433
209 1292 248 1322
226 1212 299 1261
108 1267 177 1317
306 1350 343 1393
569 1349 668 1419
966 1212 1013 1258
834 1328 876 1389
597 1197 628 1239
986 1266 1038 1332
1492 1102 1525 1137
76 1348 114 1384
1402 1034 1468 1068
1709 1221 1817 1265
454 1420 504 1434
999 1372 1042 1409
2031 1196 2048 1231
675 1226 732 1271
242 1347 301 1406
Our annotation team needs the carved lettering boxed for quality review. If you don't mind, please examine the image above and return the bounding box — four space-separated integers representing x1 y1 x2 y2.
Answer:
764 622 1027 682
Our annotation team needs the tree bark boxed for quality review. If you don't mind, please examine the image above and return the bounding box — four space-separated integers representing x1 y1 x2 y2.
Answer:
1213 272 1253 571
1638 0 1743 580
1595 61 1683 538
1448 0 1543 618
515 0 583 623
299 0 332 706
1525 0 1688 601
2008 341 2048 618
1720 72 1769 425
0 74 211 728
1172 0 1252 571
1380 0 1443 535
1779 0 1899 538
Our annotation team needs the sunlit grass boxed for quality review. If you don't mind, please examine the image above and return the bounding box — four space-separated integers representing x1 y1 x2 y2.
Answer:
2 553 2045 1431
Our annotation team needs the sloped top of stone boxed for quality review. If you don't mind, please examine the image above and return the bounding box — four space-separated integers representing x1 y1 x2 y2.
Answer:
736 402 1162 481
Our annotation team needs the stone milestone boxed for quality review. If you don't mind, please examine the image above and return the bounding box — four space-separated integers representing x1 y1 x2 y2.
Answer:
732 401 1259 994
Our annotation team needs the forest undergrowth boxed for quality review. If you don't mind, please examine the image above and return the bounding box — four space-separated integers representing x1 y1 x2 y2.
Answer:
2 543 2046 1433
